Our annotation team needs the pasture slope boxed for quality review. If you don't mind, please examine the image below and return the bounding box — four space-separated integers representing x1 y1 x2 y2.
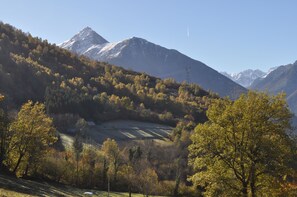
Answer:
0 174 165 197
0 120 172 196
61 120 173 148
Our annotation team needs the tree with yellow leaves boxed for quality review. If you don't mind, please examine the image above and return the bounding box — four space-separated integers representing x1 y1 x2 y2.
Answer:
102 138 121 188
8 101 57 176
139 167 158 197
189 91 296 196
119 164 136 197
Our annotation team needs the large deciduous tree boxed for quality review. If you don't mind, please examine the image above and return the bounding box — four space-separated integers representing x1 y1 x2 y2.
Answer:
8 101 57 176
102 138 121 187
189 91 296 196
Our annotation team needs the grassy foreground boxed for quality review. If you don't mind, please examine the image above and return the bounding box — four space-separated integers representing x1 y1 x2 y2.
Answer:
0 174 163 197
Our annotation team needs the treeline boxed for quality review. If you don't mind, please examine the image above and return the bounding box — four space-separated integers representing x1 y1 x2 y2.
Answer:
0 22 217 126
1 92 297 196
0 99 199 196
43 137 200 196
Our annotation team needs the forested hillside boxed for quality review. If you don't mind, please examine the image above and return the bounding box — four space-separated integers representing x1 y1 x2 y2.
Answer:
0 22 296 197
0 22 217 126
0 22 218 196
60 27 246 99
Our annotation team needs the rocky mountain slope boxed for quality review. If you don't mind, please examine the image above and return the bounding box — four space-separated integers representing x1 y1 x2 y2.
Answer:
251 61 297 115
60 27 246 99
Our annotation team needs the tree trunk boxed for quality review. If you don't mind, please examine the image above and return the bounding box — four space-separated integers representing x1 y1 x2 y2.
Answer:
250 164 256 197
108 176 110 197
103 159 107 189
24 163 29 177
173 171 181 197
0 139 5 171
146 184 149 197
76 159 79 186
241 181 248 197
129 184 132 197
0 144 9 172
113 161 118 186
24 155 33 177
0 153 5 171
13 153 24 173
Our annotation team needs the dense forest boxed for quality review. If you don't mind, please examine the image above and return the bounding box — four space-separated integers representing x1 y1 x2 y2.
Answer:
0 22 218 127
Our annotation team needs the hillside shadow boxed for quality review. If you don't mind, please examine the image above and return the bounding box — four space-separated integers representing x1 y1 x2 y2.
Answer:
0 174 82 197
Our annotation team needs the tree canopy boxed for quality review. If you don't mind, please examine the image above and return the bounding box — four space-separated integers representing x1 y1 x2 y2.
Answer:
102 138 121 185
8 101 57 176
189 91 296 196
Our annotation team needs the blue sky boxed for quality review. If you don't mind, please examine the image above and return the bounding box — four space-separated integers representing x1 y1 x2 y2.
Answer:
1 0 297 73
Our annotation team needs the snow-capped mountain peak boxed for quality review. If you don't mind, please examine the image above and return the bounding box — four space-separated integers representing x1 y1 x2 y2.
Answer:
221 69 266 88
83 37 157 60
59 27 108 54
59 28 247 99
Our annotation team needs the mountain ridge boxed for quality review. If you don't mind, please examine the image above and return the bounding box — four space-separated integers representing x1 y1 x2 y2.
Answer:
60 27 246 99
221 69 266 88
0 22 218 125
251 61 297 115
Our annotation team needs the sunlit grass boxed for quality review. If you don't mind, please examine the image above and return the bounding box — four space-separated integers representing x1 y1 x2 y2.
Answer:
0 174 164 197
0 188 37 197
0 188 163 197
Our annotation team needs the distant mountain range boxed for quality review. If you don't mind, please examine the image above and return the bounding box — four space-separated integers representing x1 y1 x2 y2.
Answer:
222 65 297 116
251 61 297 115
60 27 246 99
221 67 279 88
221 69 266 88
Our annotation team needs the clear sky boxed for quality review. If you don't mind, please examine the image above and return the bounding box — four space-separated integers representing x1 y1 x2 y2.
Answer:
1 0 297 73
